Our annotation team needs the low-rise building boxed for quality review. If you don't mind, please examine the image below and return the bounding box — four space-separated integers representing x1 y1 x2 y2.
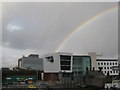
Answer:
97 58 119 76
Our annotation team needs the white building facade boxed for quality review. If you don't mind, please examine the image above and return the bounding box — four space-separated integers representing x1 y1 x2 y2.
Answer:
97 59 119 76
43 52 73 73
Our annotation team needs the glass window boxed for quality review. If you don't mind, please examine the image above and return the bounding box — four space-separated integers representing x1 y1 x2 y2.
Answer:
104 67 106 69
60 61 71 65
107 63 109 65
113 63 114 65
104 63 106 65
115 63 117 65
98 63 100 65
107 67 109 69
105 71 106 73
60 55 71 61
110 63 111 65
61 66 70 70
101 63 103 65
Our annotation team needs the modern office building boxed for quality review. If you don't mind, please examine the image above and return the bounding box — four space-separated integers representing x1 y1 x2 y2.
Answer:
43 52 73 81
42 52 91 81
18 54 43 71
97 59 119 76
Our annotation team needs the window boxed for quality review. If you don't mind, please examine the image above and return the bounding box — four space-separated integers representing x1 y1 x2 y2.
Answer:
113 71 115 73
107 67 109 69
60 61 71 65
104 63 106 65
107 63 109 65
98 63 100 65
60 55 71 61
101 63 103 65
113 63 114 65
110 63 111 65
104 67 106 69
105 71 106 73
46 56 54 62
115 63 117 65
110 67 112 69
61 66 70 70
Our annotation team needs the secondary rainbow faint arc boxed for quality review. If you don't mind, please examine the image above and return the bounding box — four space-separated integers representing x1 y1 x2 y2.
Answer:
55 6 118 52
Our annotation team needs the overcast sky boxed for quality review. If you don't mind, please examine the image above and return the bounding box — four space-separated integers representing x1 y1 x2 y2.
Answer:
2 2 118 68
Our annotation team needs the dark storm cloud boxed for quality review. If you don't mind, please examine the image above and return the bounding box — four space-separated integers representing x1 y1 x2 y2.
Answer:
2 2 118 67
2 2 117 51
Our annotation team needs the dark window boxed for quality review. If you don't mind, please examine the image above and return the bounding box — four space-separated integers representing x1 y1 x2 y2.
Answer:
46 56 54 62
110 63 111 65
101 63 103 65
115 63 117 65
107 67 109 69
104 67 106 69
60 55 71 60
60 61 71 65
98 63 100 65
105 71 106 73
61 66 70 70
107 63 109 65
104 63 106 65
113 63 114 65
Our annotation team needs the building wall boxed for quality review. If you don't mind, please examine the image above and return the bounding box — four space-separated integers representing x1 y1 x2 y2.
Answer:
44 73 58 81
43 52 73 73
97 59 119 76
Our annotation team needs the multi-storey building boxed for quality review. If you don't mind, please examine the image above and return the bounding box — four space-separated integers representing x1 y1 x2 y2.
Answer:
18 54 43 71
42 52 73 81
42 52 91 81
97 59 119 76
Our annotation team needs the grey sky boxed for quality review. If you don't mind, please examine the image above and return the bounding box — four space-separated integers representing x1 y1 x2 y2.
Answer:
2 2 118 68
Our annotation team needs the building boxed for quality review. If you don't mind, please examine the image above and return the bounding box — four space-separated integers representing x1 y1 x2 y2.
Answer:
42 52 91 81
18 54 43 71
97 59 119 76
43 52 73 81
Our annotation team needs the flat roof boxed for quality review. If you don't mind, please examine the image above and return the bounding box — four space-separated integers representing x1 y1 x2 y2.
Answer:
97 59 118 61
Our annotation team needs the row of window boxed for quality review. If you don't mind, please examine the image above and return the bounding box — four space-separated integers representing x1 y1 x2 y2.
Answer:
103 70 119 74
98 62 117 66
103 67 112 69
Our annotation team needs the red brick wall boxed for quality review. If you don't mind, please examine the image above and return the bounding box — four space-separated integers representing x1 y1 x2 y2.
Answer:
44 73 58 81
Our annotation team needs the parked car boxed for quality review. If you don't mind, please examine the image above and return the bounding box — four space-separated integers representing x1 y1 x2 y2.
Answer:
28 85 37 88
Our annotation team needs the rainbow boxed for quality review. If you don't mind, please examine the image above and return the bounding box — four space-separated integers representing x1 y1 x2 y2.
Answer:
55 5 118 52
